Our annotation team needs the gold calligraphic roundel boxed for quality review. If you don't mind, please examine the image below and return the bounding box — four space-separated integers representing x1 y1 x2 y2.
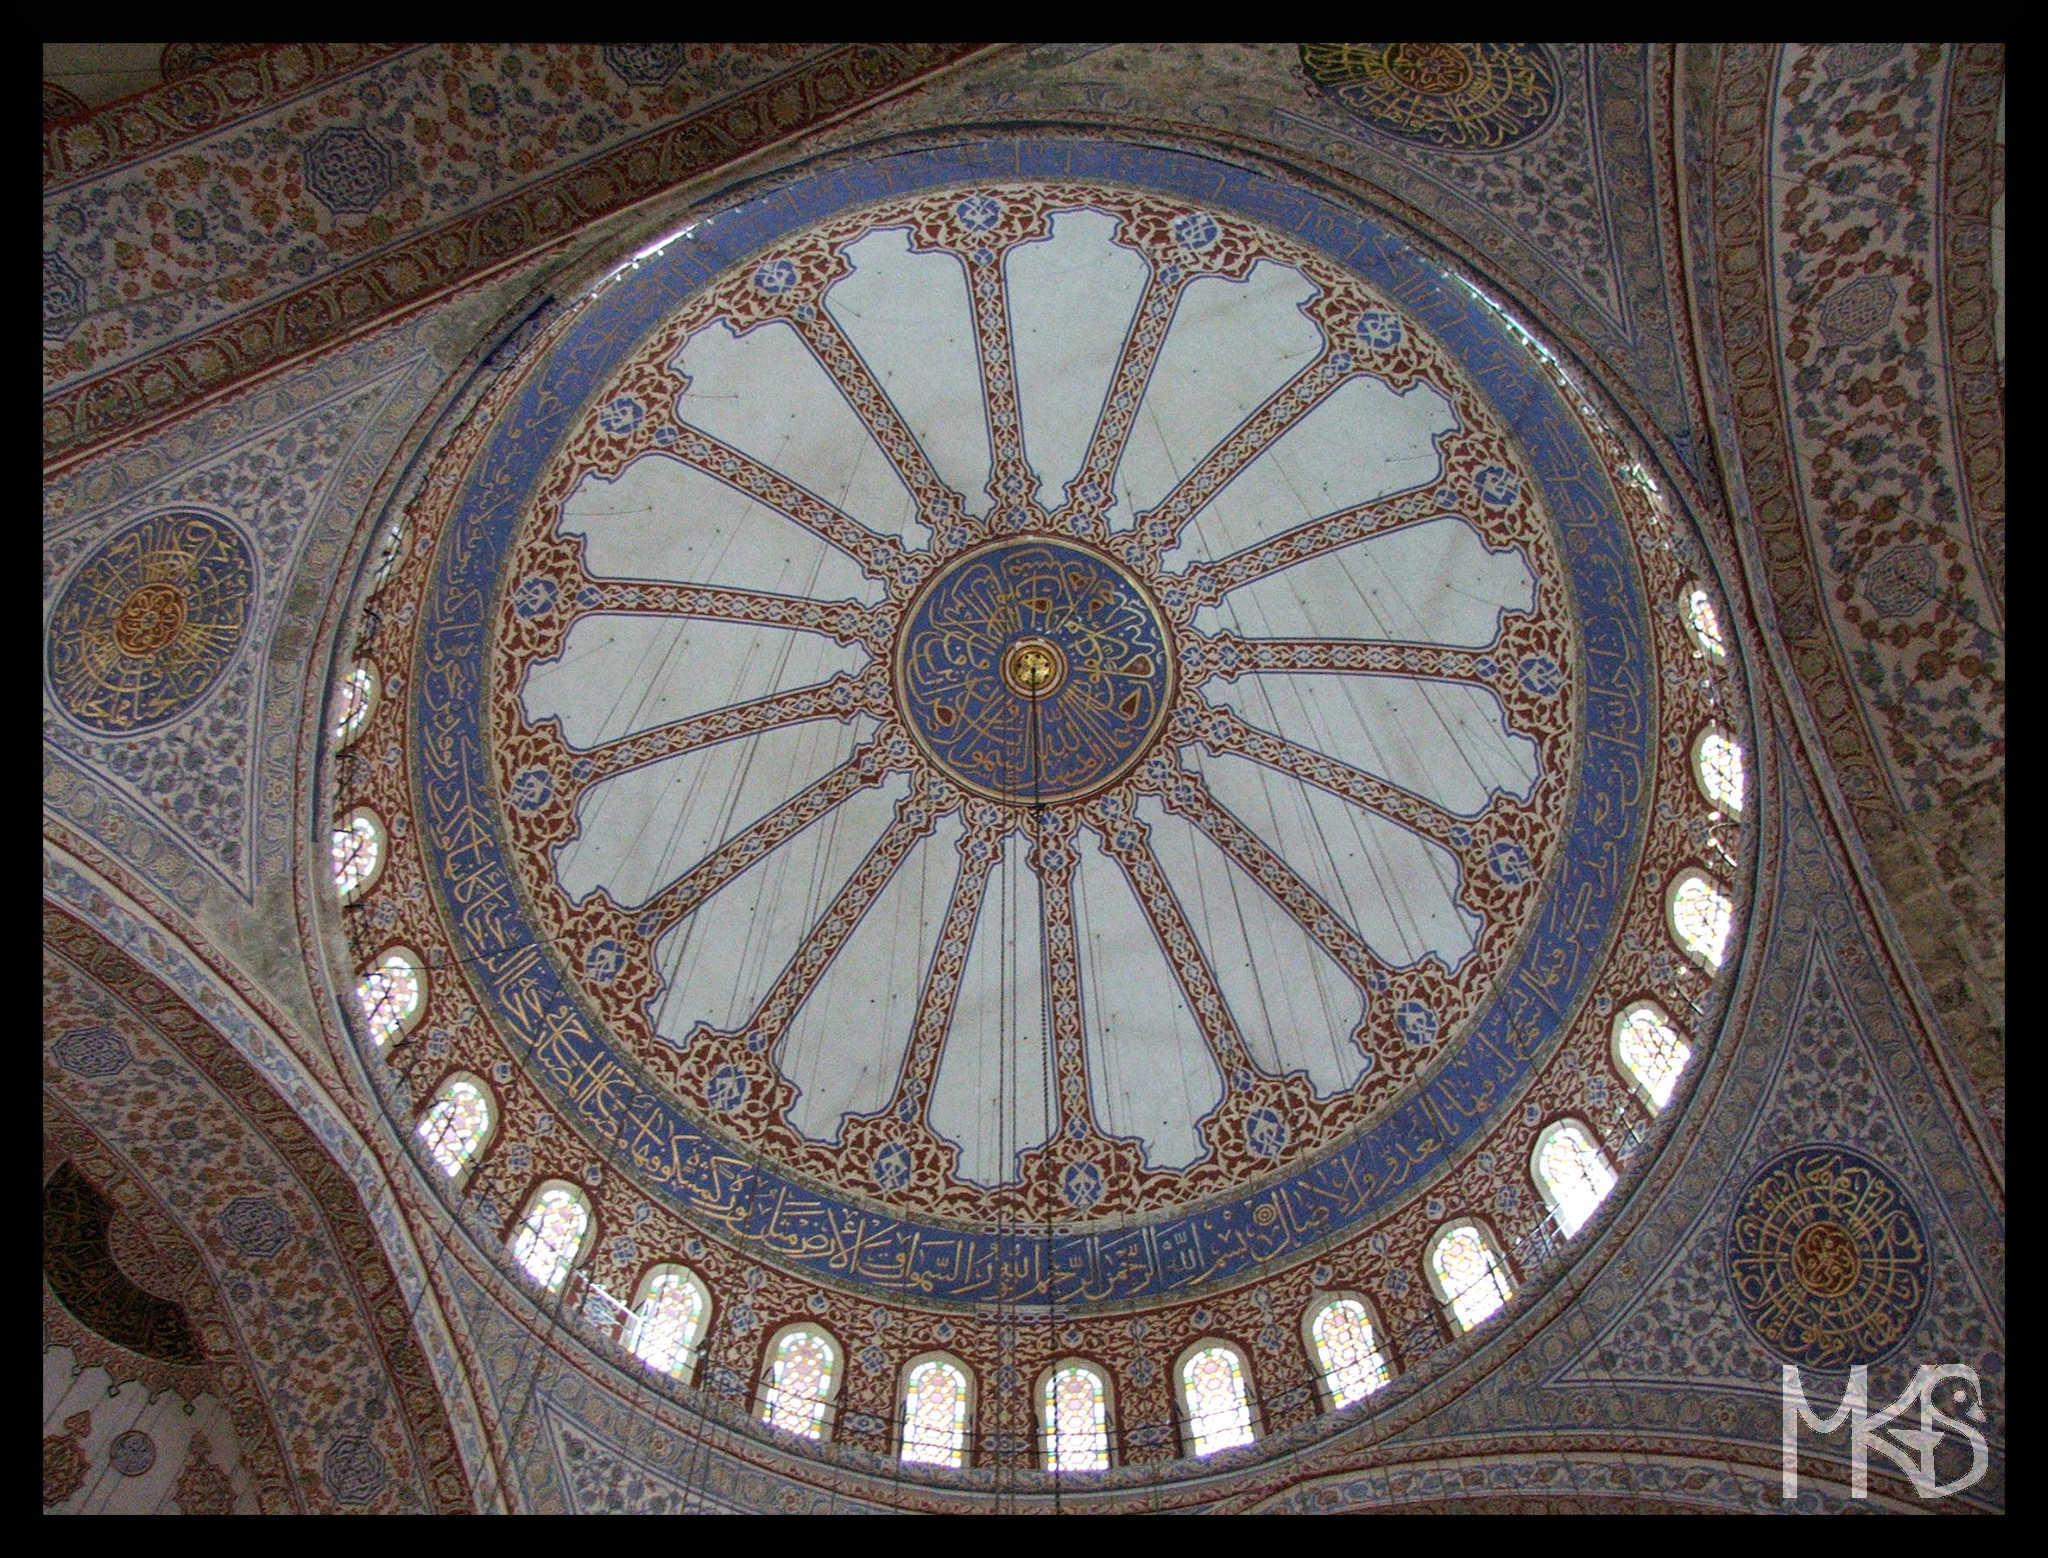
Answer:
1726 1145 1932 1369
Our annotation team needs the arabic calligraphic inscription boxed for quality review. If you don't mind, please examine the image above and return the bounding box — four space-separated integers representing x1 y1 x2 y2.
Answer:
1726 1145 1931 1369
897 539 1174 803
47 511 254 735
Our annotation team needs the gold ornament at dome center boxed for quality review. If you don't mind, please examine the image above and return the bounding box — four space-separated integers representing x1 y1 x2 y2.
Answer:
1791 1219 1861 1298
1001 636 1066 699
112 583 187 657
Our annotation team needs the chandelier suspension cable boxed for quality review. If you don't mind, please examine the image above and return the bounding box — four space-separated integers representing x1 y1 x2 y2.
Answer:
1028 659 1061 1514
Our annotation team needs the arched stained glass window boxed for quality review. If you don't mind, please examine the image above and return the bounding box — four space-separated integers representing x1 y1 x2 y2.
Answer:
759 1325 839 1441
1040 1360 1112 1473
510 1181 590 1293
1306 1295 1391 1409
1684 585 1728 661
331 808 385 902
1428 1220 1514 1333
332 661 379 745
1613 1000 1693 1112
1669 868 1735 971
1692 726 1747 817
628 1265 708 1381
1532 1119 1617 1239
898 1354 972 1469
1178 1341 1255 1457
416 1074 493 1183
355 948 423 1046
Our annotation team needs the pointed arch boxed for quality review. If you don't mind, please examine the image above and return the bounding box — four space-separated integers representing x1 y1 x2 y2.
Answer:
1683 582 1728 662
1612 998 1692 1112
626 1264 710 1382
332 660 380 746
1667 867 1735 971
331 807 387 904
1691 723 1747 818
414 1071 495 1187
354 945 424 1046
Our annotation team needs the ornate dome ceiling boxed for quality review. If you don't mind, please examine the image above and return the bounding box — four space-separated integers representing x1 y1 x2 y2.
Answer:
325 135 1751 1475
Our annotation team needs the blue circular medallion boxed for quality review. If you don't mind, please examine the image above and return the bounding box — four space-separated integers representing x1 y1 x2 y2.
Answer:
1726 1144 1932 1369
895 538 1175 803
46 510 254 736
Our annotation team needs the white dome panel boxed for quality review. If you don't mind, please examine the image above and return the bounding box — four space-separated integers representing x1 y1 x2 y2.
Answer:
1181 745 1480 971
1106 259 1324 530
671 319 929 549
555 714 876 910
558 454 886 602
649 768 907 1039
825 228 993 518
522 615 867 751
1006 208 1152 510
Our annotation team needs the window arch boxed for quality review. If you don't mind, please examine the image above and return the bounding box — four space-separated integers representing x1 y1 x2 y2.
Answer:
897 1352 973 1469
1176 1340 1257 1457
1613 999 1692 1112
509 1180 591 1293
1668 868 1735 971
758 1324 840 1441
1683 584 1728 662
1427 1219 1515 1333
1691 724 1747 819
416 1073 494 1185
627 1265 709 1382
1038 1358 1113 1473
1531 1119 1617 1239
355 946 424 1046
1304 1293 1392 1410
331 807 386 903
332 660 379 746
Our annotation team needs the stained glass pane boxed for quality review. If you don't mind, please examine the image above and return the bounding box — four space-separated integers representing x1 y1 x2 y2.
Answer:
417 1078 490 1179
333 663 377 744
763 1329 835 1440
1671 872 1734 969
355 953 421 1045
1182 1345 1254 1456
630 1269 707 1378
1536 1122 1616 1239
1043 1364 1110 1473
331 813 382 900
1685 587 1727 660
1310 1299 1390 1409
1616 1002 1692 1111
1696 729 1746 816
900 1359 969 1468
1433 1225 1512 1332
510 1185 588 1292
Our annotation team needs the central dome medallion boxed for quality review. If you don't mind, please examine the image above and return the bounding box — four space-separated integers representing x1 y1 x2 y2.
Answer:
897 537 1175 803
365 136 1727 1328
